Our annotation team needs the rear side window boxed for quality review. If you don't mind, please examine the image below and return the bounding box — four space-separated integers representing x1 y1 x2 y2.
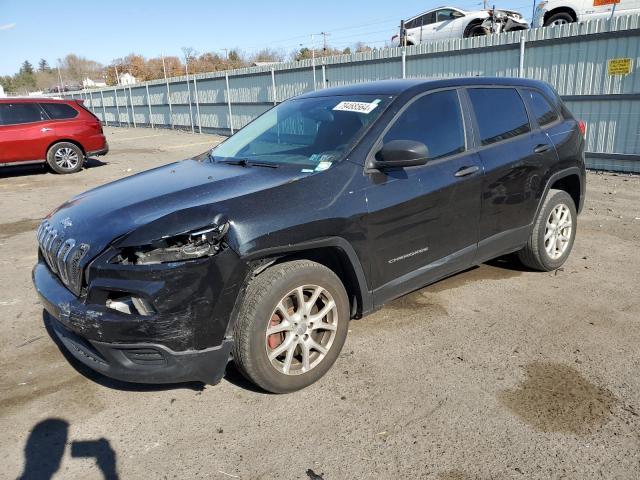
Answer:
524 90 559 127
468 88 531 146
40 102 79 120
406 12 435 28
384 90 465 160
76 102 100 120
0 103 47 125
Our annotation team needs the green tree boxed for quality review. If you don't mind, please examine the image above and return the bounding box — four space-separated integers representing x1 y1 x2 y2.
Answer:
0 75 14 93
295 47 312 60
38 58 50 72
20 60 34 75
13 60 36 92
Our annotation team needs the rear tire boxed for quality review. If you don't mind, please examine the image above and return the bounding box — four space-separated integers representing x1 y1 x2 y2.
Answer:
233 260 350 393
46 142 84 174
544 12 574 27
518 189 577 271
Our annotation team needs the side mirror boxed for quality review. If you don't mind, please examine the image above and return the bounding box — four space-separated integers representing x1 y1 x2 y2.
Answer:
371 140 429 170
450 11 465 18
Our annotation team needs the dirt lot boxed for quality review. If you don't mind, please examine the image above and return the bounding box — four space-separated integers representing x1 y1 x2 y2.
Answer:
1 127 639 479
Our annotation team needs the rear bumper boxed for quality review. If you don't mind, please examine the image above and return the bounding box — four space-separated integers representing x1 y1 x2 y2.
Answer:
33 261 233 385
87 142 109 157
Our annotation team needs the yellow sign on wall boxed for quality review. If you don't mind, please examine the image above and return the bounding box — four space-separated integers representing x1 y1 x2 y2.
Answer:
607 58 633 75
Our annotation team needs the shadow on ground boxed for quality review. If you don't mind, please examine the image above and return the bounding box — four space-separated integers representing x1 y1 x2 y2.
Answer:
0 157 107 179
17 418 118 480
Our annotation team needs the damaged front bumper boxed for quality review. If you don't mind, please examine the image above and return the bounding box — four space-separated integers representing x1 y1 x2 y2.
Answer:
33 246 247 385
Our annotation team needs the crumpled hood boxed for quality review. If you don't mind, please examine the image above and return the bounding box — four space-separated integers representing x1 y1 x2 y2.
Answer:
45 158 306 258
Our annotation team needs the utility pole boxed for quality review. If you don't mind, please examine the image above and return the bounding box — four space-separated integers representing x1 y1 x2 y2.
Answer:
320 31 330 52
56 59 64 94
183 52 195 134
161 54 174 129
311 33 317 90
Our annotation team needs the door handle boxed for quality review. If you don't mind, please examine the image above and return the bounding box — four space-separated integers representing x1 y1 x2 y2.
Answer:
41 127 53 132
454 165 480 177
534 143 552 154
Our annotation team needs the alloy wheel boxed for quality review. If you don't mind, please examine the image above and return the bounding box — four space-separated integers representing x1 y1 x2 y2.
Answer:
265 285 338 375
54 147 80 170
544 203 572 259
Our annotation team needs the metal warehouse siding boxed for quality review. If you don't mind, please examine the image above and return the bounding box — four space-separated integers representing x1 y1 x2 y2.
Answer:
63 15 640 172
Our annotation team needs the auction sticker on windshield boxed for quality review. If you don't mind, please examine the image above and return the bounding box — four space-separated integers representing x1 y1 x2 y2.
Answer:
333 100 379 114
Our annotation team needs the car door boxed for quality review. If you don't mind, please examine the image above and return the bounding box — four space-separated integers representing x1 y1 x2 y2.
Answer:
430 8 458 39
364 89 483 305
0 102 54 163
405 11 436 44
448 10 468 37
466 87 556 261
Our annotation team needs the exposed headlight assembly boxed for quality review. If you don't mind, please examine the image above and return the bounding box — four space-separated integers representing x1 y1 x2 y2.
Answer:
115 215 230 266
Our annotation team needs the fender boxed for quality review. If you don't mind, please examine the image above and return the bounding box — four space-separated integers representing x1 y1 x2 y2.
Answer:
531 166 584 225
241 236 374 316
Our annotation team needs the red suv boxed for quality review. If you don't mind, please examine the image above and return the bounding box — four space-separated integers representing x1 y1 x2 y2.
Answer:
0 98 108 174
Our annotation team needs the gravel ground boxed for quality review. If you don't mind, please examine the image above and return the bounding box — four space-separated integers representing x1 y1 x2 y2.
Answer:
1 127 639 480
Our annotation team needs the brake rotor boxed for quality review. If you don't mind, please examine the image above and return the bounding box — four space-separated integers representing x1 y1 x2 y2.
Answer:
267 305 295 350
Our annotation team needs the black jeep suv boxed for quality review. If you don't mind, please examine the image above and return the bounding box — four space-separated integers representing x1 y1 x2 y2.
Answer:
33 78 585 393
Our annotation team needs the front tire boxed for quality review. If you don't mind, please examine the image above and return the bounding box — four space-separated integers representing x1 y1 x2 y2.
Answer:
233 260 350 393
518 189 577 271
466 25 490 37
46 142 84 174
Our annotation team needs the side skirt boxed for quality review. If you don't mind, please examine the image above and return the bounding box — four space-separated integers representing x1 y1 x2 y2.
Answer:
372 244 476 308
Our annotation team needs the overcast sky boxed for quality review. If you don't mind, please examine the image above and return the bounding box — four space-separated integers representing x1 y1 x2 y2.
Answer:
0 0 535 76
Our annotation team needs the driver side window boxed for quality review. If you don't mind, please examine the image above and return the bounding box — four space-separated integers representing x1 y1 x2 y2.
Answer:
435 9 456 22
383 90 465 161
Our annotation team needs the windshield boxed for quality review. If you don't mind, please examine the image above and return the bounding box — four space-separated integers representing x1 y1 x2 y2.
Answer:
211 94 392 169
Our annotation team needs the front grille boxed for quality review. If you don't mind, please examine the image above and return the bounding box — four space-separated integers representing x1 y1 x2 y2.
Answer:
37 220 90 296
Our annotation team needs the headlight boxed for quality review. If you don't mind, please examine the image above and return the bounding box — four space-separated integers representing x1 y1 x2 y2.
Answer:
114 215 229 266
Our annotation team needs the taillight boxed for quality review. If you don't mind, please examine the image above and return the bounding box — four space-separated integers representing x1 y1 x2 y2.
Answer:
578 120 586 137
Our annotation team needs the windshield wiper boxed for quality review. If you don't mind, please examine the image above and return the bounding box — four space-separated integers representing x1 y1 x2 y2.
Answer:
217 158 279 168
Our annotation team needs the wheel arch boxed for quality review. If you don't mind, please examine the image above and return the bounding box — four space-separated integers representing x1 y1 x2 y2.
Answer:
544 7 577 24
241 237 373 320
464 18 485 37
46 139 86 157
533 167 584 224
550 173 582 213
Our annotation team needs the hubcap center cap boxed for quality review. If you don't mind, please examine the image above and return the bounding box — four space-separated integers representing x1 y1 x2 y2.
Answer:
296 321 308 335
